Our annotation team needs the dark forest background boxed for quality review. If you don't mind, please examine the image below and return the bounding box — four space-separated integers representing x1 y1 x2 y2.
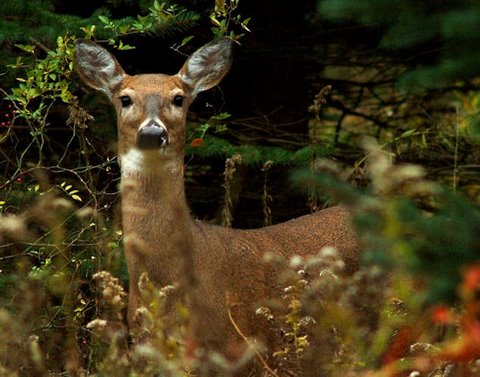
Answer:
3 0 479 226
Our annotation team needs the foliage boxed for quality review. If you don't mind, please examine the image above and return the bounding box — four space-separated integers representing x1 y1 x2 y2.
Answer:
4 150 480 375
187 134 333 166
319 0 480 88
1 0 93 43
294 141 480 305
285 143 480 375
96 1 200 46
210 0 251 42
8 35 76 122
3 1 199 124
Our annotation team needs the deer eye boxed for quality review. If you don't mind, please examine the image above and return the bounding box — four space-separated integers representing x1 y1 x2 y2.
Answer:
119 95 132 107
173 95 184 107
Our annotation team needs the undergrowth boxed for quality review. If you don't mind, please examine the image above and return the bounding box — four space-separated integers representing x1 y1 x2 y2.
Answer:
2 134 480 376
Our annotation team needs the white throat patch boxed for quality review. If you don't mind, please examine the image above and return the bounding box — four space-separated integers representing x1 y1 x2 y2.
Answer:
120 148 179 177
120 148 145 176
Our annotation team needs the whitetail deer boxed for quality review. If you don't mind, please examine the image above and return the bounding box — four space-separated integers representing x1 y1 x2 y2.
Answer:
75 38 358 374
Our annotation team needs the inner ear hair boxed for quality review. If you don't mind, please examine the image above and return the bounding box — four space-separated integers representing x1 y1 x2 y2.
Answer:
75 39 125 97
178 37 232 96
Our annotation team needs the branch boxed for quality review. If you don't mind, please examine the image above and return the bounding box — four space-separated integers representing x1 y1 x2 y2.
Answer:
226 301 279 377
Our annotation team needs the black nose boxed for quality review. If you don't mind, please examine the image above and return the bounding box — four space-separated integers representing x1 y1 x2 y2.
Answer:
137 121 169 150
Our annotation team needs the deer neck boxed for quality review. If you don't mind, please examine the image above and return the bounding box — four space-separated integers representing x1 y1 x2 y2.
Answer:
119 147 193 260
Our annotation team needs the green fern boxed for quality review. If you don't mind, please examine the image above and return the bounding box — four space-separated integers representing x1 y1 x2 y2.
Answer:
148 10 200 38
186 135 334 166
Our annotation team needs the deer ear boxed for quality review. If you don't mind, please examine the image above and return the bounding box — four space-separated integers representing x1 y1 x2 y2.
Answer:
75 39 125 98
177 37 232 96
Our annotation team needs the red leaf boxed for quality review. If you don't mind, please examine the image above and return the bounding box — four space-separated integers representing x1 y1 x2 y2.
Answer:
463 264 480 291
190 138 204 148
431 304 452 324
382 326 419 366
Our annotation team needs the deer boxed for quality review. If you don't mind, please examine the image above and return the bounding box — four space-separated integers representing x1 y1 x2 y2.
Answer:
75 37 359 375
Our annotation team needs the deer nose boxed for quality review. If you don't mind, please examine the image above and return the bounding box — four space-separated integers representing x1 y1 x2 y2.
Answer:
137 121 169 150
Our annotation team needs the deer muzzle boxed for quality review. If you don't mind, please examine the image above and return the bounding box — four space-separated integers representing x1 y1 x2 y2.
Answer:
137 120 169 150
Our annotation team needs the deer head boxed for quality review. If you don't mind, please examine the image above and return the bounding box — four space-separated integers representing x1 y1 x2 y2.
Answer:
75 38 232 172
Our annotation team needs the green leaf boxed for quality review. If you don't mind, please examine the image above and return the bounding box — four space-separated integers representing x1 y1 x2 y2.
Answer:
98 15 109 24
71 195 82 202
180 35 194 47
117 41 135 50
15 44 36 54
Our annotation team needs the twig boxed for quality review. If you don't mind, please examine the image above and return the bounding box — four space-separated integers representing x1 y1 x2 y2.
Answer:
221 154 242 227
453 107 460 192
262 160 273 227
226 303 279 377
30 37 51 53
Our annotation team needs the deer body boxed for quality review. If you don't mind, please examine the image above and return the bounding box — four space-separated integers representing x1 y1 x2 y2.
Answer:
75 38 358 372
